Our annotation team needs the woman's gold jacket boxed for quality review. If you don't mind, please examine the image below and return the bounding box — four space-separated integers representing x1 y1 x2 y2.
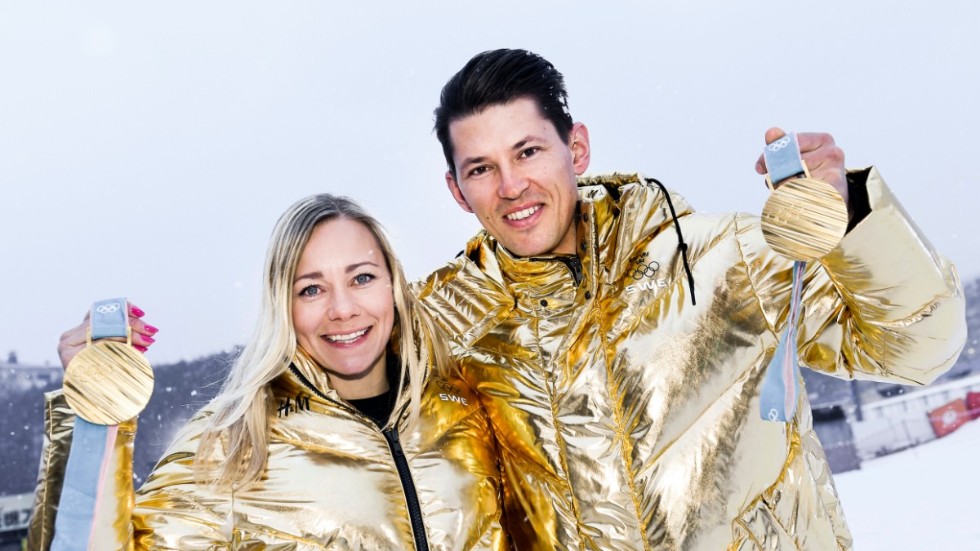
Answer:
414 169 966 550
28 359 506 550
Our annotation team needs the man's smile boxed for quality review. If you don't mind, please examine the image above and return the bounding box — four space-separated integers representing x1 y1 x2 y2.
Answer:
505 204 542 222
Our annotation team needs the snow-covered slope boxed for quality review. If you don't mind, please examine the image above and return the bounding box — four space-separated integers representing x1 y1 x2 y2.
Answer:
834 419 980 549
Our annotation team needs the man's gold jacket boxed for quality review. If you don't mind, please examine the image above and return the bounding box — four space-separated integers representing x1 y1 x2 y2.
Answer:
415 169 966 550
28 360 507 550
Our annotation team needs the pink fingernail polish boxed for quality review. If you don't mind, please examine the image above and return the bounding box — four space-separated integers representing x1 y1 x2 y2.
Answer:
131 306 145 317
143 335 156 344
144 324 159 334
134 344 148 353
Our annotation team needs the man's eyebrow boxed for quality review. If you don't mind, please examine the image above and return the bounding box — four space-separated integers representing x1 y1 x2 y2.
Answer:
459 155 488 169
511 136 534 151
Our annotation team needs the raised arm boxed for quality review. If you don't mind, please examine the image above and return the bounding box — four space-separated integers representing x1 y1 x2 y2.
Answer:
747 131 965 383
27 305 236 550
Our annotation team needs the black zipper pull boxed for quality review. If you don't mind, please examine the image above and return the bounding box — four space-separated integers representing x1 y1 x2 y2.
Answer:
389 430 405 456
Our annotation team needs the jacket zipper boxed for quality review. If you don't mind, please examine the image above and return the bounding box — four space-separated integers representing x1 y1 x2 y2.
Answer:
288 365 429 550
383 427 430 551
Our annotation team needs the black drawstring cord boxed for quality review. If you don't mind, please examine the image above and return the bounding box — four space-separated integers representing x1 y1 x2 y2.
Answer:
646 178 696 306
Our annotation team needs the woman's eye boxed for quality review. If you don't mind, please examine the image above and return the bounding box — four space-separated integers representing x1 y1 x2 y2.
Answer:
298 285 319 298
354 273 376 286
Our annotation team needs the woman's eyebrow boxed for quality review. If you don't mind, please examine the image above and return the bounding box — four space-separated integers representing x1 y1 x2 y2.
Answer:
345 261 380 273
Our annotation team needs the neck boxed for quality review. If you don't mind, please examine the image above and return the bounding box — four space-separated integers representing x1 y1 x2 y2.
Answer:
328 351 391 400
331 371 389 400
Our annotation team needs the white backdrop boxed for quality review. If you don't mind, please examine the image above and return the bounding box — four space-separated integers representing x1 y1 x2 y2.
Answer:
2 0 977 366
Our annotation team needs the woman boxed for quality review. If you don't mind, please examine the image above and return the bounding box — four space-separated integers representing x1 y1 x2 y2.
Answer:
29 195 507 550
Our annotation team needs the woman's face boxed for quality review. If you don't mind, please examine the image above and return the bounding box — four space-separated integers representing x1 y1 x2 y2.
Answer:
291 218 395 399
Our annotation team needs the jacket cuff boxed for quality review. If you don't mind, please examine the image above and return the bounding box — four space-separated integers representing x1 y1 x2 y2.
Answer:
818 166 965 379
821 166 958 317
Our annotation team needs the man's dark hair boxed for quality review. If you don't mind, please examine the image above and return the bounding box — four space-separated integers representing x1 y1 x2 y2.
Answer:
434 48 574 176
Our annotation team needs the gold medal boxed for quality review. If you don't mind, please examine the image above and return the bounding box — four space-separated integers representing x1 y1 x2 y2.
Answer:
64 300 154 425
761 134 848 261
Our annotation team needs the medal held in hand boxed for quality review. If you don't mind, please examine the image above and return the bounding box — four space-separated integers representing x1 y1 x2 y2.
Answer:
760 133 848 261
53 298 154 551
64 298 154 424
758 133 848 422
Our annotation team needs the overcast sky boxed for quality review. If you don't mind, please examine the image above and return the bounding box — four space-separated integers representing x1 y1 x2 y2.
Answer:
2 1 977 366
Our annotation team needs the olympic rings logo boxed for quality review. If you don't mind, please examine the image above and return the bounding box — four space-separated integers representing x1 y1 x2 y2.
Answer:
96 303 122 315
764 201 805 225
767 136 792 152
72 361 109 384
630 260 660 281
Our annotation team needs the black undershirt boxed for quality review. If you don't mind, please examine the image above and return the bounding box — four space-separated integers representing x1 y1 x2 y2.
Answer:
346 351 399 427
348 390 394 428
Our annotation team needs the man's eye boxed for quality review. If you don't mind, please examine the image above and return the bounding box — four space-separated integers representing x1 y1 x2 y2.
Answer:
467 165 490 178
354 273 376 285
299 285 319 298
519 147 540 159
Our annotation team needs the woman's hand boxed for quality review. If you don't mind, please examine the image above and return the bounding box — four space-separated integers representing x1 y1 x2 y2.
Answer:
58 303 159 369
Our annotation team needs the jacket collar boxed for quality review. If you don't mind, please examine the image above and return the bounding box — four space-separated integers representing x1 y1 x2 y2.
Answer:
273 347 343 404
463 172 693 288
272 347 411 427
441 172 697 346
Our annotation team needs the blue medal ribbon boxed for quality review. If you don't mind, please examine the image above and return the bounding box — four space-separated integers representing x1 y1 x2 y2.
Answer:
759 261 805 422
52 298 129 551
759 135 807 423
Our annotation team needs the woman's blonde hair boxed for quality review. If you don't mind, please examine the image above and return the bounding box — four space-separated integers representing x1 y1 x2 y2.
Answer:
196 194 445 489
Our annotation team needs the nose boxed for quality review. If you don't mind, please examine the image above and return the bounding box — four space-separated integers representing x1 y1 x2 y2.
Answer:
326 288 359 321
497 166 529 200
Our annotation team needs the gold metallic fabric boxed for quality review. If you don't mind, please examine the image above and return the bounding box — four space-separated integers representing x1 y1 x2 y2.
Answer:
27 391 77 551
416 168 965 550
29 370 505 550
27 393 138 551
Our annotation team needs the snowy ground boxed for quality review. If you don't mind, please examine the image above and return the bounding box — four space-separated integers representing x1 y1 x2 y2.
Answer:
834 418 980 550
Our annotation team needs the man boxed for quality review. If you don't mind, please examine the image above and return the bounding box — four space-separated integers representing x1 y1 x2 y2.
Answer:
416 49 966 550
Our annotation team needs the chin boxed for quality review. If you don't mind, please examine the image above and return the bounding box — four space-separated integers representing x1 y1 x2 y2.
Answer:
509 241 557 258
330 366 375 380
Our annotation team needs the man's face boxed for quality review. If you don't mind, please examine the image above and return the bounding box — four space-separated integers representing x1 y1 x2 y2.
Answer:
445 97 590 257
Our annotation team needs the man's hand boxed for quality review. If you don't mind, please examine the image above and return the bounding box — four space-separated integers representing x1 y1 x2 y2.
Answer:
755 127 848 206
57 303 159 369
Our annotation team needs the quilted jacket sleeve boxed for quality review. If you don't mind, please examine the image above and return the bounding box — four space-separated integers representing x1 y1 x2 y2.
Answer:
738 167 966 384
25 390 233 550
27 391 76 551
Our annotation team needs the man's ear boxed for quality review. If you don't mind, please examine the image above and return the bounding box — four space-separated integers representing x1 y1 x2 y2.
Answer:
446 171 474 213
569 122 591 175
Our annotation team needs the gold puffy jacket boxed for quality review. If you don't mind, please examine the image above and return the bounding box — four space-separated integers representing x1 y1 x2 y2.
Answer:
415 169 966 550
28 357 506 550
